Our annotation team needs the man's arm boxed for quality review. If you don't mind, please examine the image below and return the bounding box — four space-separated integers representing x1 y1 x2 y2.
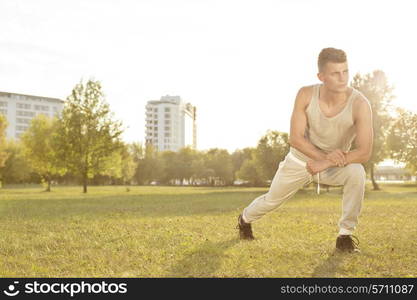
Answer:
289 87 328 161
344 96 374 164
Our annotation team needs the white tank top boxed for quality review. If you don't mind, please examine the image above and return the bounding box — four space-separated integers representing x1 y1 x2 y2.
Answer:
290 83 360 162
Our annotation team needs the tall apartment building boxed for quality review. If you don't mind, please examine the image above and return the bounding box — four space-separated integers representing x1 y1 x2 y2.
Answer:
145 95 197 151
0 91 64 139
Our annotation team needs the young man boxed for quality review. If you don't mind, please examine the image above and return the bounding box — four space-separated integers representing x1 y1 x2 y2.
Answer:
237 47 373 252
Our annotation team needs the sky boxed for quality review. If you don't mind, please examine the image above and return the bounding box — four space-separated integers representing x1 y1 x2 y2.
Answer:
1 0 416 156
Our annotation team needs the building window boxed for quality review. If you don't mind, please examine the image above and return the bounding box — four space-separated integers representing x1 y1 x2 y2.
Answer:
154 127 158 131
0 101 7 107
165 120 170 125
16 125 29 131
34 105 49 111
16 110 35 117
16 118 31 124
165 113 170 119
154 114 158 119
164 126 170 131
164 107 170 112
154 108 158 112
17 103 31 109
154 133 158 137
164 133 170 137
154 120 158 125
0 109 7 115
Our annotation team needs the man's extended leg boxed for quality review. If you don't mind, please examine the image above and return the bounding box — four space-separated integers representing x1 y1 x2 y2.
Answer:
238 154 313 239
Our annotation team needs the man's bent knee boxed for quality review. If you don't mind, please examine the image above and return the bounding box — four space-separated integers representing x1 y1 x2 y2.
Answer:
345 163 366 184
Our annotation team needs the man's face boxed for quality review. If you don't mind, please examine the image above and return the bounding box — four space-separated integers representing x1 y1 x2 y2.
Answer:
317 61 349 93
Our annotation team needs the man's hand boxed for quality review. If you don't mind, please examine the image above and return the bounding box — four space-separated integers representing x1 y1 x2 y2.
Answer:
306 159 333 175
325 149 347 167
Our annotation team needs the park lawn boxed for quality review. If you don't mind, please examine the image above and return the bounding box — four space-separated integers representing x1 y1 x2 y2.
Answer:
0 184 416 277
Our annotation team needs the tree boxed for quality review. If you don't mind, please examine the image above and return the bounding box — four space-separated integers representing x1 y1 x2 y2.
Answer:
231 147 255 182
0 114 8 169
135 144 163 185
176 147 197 185
234 131 289 186
236 158 263 186
387 108 417 185
130 142 145 162
160 150 178 184
57 79 123 193
21 115 64 191
95 148 122 184
190 151 205 185
203 148 234 185
0 140 34 186
130 142 144 184
351 70 395 190
253 130 289 182
120 143 137 185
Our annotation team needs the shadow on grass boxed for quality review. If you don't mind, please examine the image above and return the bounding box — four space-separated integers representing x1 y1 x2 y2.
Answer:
4 186 411 220
311 250 346 277
311 249 375 277
168 238 239 277
0 190 269 219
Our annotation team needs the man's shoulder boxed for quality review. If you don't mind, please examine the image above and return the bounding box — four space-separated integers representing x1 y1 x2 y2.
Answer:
352 90 371 109
298 84 316 95
296 85 316 106
352 90 372 120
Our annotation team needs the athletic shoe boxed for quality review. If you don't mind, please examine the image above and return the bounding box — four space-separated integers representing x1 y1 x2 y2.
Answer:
336 235 360 252
237 214 255 240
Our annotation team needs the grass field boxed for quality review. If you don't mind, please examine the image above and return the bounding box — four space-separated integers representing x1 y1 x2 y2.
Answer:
0 183 416 277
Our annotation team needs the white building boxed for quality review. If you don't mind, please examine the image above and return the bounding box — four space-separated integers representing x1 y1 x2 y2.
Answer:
0 91 64 140
145 95 197 151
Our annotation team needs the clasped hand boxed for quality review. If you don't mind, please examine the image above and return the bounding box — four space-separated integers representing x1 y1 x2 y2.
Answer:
306 149 347 175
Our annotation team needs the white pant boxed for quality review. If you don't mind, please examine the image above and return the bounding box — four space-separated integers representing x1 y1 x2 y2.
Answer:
242 152 366 235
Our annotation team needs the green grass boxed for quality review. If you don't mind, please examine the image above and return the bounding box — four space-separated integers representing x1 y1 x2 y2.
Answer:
0 184 416 277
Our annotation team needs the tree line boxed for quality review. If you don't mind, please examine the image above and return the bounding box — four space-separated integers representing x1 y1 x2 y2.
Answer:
1 71 417 192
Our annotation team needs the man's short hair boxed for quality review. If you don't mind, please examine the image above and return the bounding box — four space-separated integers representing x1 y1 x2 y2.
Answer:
318 48 347 72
